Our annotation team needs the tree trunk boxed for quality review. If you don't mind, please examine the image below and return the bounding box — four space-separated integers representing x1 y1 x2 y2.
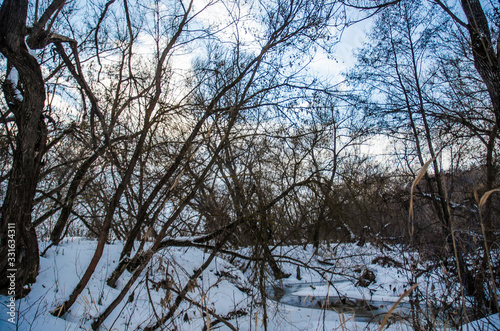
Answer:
50 144 107 246
0 0 47 297
460 0 500 128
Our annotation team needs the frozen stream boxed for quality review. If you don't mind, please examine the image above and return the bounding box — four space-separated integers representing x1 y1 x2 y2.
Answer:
268 281 411 323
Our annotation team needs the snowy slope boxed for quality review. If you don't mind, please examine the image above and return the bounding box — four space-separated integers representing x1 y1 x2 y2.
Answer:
0 239 496 330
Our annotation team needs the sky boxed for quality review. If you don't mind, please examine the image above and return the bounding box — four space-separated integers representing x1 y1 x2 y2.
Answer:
309 17 374 84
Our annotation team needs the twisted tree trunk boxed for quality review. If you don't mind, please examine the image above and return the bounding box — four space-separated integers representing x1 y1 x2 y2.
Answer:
0 0 48 297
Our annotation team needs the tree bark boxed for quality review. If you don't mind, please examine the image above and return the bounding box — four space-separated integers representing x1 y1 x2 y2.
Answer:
460 0 500 128
0 0 47 297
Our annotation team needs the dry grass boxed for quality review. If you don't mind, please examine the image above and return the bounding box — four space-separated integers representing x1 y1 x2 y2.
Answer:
409 157 435 237
378 283 417 331
476 189 500 323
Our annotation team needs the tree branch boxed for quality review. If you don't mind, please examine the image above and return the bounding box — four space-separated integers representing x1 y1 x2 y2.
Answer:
27 0 66 49
339 0 401 10
433 0 468 28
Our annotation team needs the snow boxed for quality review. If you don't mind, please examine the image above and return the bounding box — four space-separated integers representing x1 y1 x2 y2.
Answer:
25 36 38 58
290 281 406 303
7 68 18 86
464 314 500 330
6 67 23 102
0 239 497 330
3 37 38 104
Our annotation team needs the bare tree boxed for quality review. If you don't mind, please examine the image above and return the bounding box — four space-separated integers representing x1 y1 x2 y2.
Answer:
434 0 500 129
346 0 500 320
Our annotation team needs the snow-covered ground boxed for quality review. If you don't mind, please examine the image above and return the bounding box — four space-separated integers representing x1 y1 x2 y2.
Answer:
0 238 498 330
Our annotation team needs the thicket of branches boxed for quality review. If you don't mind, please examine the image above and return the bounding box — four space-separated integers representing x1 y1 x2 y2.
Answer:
1 0 499 329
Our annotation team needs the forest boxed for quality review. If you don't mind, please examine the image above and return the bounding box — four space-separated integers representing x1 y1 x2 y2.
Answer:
0 0 499 330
